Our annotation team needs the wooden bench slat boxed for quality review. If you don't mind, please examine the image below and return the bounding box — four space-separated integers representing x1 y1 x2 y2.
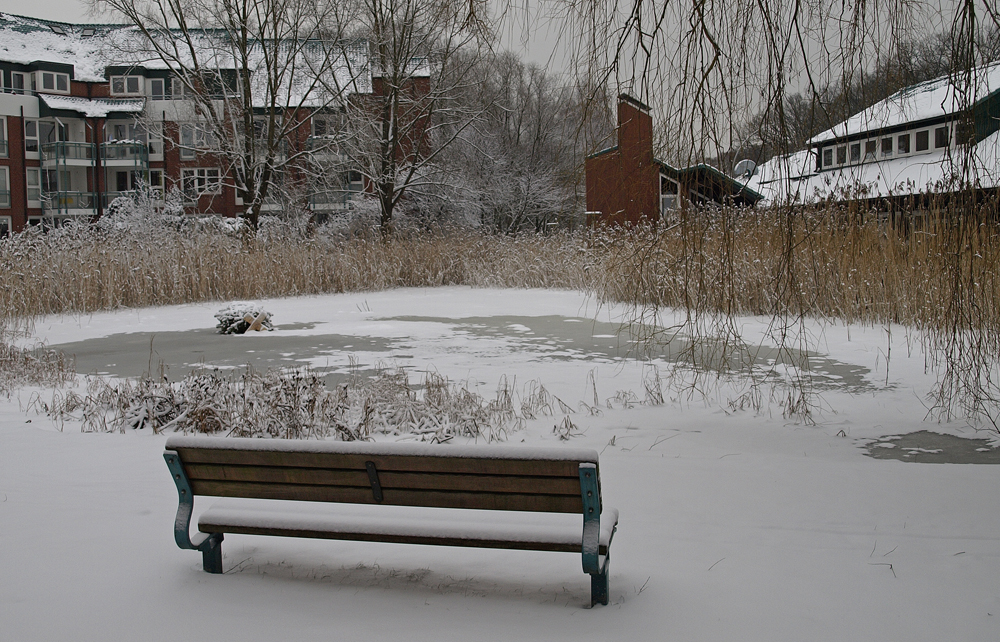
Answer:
189 480 585 512
175 447 583 478
184 463 582 496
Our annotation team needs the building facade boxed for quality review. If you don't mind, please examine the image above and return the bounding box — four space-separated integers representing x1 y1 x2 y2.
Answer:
0 12 419 236
584 94 762 227
748 63 1000 207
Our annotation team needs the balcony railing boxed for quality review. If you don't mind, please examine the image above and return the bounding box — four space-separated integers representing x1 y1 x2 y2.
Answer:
308 190 358 209
101 141 149 164
305 136 345 155
41 141 96 163
0 190 10 208
42 191 97 213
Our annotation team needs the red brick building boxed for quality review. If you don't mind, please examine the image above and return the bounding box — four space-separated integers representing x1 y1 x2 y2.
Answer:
585 95 762 226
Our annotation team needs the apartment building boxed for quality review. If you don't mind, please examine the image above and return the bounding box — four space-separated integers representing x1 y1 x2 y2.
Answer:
0 12 395 235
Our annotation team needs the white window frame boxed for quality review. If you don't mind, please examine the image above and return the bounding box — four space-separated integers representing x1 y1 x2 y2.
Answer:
110 75 143 96
179 123 216 159
24 118 39 154
0 116 7 158
10 71 28 94
150 78 171 101
0 215 11 237
40 72 70 94
149 169 164 198
182 168 221 201
26 168 41 204
0 166 10 208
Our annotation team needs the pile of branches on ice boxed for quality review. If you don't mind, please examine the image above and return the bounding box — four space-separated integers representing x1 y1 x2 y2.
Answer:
42 366 528 442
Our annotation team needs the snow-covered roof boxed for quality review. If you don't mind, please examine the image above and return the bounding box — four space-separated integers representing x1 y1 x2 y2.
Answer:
39 94 145 117
748 130 1000 204
0 13 122 81
809 62 1000 144
0 12 372 106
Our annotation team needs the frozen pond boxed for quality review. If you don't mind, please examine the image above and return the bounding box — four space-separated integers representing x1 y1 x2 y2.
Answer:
46 311 877 393
865 430 1000 464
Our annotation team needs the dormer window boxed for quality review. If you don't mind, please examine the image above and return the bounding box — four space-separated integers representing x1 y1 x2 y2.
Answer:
81 28 95 37
40 72 70 93
916 130 929 151
111 75 142 96
50 25 67 35
881 138 893 157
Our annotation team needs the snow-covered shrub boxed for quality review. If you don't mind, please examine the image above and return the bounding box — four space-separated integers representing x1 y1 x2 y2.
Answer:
44 365 527 442
214 302 273 334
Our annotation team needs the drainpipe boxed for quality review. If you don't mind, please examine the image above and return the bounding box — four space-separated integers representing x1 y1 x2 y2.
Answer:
94 117 103 218
20 105 28 224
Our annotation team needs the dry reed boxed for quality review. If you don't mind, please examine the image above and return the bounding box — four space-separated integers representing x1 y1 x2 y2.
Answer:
2 205 999 424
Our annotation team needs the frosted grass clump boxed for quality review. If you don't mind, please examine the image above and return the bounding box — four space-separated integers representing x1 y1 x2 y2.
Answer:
215 302 274 334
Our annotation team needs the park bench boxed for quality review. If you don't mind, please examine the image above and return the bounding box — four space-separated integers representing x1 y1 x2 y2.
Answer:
163 436 619 606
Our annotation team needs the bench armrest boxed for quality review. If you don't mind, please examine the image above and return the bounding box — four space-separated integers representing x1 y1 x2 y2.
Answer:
164 451 224 570
579 463 602 574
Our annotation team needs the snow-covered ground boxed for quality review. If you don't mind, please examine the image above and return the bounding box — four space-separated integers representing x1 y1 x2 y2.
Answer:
2 287 998 641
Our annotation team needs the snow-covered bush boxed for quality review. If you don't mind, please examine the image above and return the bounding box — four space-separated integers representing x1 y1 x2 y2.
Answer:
214 302 273 334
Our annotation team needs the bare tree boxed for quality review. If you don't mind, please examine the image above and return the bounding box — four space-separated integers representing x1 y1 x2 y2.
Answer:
96 0 363 231
337 0 493 232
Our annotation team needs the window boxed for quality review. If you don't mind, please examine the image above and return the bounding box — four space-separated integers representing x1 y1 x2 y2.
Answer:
660 175 679 214
41 169 69 192
865 140 877 159
935 126 950 148
149 170 164 197
182 168 221 200
0 216 10 238
850 143 861 162
881 138 893 156
836 146 847 164
111 75 142 96
312 114 342 137
915 130 929 151
179 124 215 159
24 119 38 153
897 134 910 154
0 117 6 157
150 78 170 100
26 168 40 202
823 148 833 167
50 25 67 35
81 28 95 37
11 72 27 94
0 167 9 208
40 72 69 93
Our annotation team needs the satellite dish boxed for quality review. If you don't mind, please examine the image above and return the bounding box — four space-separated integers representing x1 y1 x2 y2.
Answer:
733 159 757 180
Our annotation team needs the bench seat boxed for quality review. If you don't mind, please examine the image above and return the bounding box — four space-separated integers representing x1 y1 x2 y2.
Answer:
200 499 619 553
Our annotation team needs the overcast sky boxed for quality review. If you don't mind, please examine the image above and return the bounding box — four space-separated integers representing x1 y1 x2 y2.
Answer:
0 0 573 72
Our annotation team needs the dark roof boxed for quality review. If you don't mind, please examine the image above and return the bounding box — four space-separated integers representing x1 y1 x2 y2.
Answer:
618 93 651 112
657 158 765 205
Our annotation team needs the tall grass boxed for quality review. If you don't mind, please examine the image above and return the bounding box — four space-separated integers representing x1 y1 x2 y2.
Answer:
2 205 998 424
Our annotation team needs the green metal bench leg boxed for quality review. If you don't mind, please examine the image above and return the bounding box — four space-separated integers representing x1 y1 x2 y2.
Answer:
201 533 224 574
591 556 610 606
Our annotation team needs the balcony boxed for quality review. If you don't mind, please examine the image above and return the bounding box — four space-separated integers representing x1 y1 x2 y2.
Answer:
101 142 149 167
305 136 345 160
308 190 358 211
42 191 98 215
41 142 96 167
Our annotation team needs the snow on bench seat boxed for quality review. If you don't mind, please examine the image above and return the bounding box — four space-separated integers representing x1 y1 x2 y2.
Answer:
199 498 618 554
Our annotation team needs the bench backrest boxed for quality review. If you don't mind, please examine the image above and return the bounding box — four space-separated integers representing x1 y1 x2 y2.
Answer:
164 436 602 514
